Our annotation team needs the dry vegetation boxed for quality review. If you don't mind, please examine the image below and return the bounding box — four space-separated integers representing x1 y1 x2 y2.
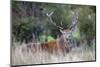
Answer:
11 42 95 65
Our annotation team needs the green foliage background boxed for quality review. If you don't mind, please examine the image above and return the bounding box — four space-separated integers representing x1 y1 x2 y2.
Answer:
12 1 96 46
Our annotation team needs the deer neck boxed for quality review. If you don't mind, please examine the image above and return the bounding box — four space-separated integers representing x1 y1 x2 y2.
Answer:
58 35 67 46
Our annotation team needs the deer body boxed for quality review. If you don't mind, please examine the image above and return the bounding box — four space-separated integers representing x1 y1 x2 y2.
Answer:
40 33 72 55
41 39 59 53
26 32 72 55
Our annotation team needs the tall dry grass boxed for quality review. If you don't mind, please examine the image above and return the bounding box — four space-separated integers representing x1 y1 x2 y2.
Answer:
11 42 95 65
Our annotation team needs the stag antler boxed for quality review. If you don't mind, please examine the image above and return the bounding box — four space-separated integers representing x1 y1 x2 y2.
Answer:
46 11 64 30
69 11 79 30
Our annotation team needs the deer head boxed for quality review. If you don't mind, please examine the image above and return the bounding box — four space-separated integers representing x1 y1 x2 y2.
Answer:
60 29 72 41
46 10 79 43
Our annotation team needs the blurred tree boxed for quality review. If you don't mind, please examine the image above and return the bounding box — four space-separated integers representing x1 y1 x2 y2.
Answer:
78 6 96 46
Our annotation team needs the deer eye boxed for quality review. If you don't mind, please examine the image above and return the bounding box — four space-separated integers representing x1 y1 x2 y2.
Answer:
68 35 71 38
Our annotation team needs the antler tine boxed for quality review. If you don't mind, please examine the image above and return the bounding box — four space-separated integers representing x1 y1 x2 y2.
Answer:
69 11 79 30
46 11 54 17
49 17 63 29
60 20 63 27
46 11 64 30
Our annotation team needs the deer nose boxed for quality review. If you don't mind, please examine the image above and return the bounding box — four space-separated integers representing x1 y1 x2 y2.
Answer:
66 38 69 41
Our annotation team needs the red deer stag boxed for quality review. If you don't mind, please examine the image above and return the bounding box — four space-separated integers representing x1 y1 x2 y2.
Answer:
26 11 79 55
40 11 79 55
